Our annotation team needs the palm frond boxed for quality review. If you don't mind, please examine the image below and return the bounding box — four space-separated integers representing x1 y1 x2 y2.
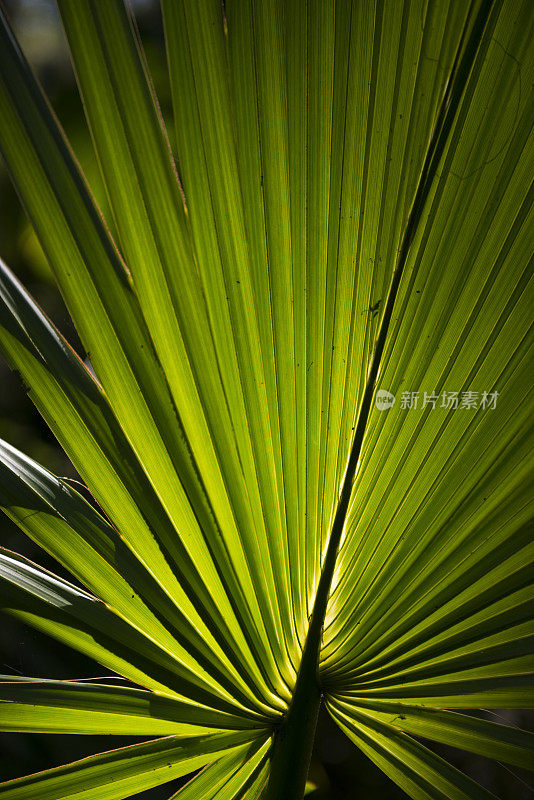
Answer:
0 0 532 798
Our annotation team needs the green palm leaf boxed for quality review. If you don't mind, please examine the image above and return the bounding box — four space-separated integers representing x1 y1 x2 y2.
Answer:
329 700 502 800
0 733 268 800
168 741 271 800
0 677 261 733
0 0 532 798
328 697 534 769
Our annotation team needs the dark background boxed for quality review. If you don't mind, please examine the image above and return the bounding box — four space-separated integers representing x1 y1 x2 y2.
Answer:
0 1 532 797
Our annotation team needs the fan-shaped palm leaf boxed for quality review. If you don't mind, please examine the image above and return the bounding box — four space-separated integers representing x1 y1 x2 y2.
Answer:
0 0 532 798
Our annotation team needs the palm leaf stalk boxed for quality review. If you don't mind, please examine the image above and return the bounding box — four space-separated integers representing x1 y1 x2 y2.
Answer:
0 1 532 799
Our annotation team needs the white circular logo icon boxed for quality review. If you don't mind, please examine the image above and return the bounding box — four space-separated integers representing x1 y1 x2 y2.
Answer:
375 389 396 410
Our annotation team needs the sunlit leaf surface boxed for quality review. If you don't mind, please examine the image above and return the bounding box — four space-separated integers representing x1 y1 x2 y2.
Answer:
0 0 532 798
